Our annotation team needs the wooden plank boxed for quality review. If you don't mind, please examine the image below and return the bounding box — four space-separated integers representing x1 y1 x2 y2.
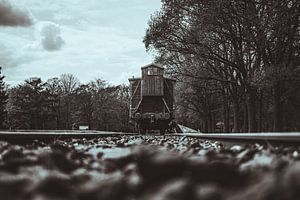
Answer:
164 79 174 112
131 80 140 101
142 76 164 96
129 79 142 115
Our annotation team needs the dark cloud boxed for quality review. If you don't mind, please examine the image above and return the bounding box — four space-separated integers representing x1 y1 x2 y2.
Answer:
40 22 65 51
0 0 32 26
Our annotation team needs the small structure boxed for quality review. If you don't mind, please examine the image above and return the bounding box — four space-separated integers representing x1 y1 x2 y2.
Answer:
79 124 89 131
72 122 89 130
129 63 176 134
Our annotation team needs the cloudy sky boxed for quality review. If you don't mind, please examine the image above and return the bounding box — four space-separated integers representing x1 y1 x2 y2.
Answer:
0 0 161 86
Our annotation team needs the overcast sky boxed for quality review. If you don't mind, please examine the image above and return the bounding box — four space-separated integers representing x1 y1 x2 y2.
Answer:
0 0 161 86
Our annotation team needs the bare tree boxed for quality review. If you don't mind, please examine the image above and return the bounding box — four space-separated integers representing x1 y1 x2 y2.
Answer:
144 0 300 132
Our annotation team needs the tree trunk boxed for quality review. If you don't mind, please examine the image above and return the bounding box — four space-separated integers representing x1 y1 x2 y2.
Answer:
66 100 70 129
232 100 240 132
258 92 263 132
273 83 282 132
203 116 208 133
247 87 257 132
57 98 61 129
223 102 230 133
211 112 215 132
242 102 248 132
0 115 3 129
208 111 213 133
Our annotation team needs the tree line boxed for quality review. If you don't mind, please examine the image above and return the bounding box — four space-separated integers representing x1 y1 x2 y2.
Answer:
144 0 300 132
0 71 131 132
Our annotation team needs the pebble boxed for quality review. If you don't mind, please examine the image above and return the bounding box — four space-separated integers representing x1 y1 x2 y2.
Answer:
0 135 299 200
230 145 244 153
240 151 274 172
143 179 191 200
194 184 223 200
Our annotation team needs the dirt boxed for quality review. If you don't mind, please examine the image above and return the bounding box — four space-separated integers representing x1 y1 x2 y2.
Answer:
0 135 300 200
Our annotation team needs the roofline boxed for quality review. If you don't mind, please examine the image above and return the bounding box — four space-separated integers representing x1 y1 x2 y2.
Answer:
141 63 164 69
128 77 141 81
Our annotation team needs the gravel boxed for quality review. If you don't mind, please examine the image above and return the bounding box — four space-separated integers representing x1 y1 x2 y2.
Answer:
0 135 300 200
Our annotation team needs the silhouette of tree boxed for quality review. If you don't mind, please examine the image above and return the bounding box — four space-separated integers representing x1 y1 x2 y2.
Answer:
144 0 300 132
0 67 8 129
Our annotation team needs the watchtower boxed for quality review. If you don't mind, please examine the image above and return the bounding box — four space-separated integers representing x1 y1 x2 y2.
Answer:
141 63 164 96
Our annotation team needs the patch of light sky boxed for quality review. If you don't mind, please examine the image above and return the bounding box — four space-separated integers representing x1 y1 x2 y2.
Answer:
0 0 162 86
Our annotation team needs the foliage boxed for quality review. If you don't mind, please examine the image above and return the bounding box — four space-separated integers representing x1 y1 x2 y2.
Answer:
5 75 132 132
0 67 8 129
144 0 300 132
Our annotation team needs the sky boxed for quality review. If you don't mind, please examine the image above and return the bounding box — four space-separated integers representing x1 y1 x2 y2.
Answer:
0 0 161 86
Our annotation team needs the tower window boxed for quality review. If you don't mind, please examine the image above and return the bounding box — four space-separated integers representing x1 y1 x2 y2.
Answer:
147 67 159 75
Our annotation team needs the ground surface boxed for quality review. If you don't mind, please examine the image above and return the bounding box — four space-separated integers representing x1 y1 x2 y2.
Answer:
0 135 300 200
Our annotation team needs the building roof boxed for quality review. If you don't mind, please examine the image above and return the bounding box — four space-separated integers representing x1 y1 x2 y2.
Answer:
141 63 164 70
128 77 141 81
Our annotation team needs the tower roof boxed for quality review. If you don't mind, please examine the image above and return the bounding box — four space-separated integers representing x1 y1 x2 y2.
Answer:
141 63 164 70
